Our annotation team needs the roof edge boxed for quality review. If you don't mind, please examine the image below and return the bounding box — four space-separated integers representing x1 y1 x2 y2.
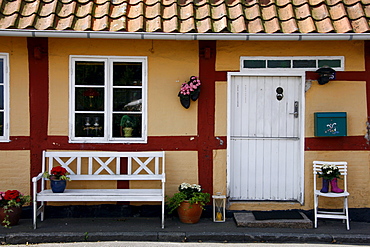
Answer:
0 29 370 41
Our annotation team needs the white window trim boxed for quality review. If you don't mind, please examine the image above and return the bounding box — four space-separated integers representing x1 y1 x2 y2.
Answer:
69 55 147 143
0 53 9 142
240 56 344 71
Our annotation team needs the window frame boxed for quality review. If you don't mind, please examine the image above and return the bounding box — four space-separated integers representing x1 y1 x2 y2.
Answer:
0 53 9 142
69 55 147 143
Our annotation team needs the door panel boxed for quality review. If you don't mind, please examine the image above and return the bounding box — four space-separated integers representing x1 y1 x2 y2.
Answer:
230 76 302 201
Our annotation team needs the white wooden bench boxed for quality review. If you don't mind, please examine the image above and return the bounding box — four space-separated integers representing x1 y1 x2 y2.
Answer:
32 151 165 229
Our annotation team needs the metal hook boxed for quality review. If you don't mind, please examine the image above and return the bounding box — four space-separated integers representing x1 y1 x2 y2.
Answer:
216 137 224 146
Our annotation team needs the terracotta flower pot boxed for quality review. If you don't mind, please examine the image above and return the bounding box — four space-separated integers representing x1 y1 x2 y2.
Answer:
0 206 22 226
177 201 203 224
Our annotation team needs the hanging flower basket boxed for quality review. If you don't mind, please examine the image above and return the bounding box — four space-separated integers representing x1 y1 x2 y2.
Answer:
178 76 201 109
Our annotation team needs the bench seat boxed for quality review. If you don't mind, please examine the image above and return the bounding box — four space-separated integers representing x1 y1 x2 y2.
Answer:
36 189 163 201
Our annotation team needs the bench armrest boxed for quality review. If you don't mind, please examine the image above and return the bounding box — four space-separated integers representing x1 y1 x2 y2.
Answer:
32 173 44 183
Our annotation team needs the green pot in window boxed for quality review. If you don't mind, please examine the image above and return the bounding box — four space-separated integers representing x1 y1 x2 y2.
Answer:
120 115 135 137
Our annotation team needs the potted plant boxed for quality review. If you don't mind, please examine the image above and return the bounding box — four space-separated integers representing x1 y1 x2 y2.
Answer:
317 164 344 193
0 190 31 227
178 76 201 109
120 115 135 137
167 182 210 223
43 166 70 193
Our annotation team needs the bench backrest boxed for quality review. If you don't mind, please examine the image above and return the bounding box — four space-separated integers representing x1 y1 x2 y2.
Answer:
42 151 165 181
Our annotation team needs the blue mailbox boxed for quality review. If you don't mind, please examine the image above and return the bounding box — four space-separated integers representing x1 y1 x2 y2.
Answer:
314 112 347 137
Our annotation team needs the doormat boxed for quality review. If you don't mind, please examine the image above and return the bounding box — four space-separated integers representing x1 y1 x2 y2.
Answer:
252 211 304 220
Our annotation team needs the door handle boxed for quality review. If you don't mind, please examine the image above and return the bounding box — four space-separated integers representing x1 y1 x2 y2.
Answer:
289 101 299 118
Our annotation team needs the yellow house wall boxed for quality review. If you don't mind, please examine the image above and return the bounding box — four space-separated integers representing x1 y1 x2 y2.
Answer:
215 40 369 210
0 37 29 136
0 151 30 194
48 39 199 137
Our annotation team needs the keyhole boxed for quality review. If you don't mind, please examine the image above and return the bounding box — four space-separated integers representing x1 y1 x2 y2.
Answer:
276 87 284 101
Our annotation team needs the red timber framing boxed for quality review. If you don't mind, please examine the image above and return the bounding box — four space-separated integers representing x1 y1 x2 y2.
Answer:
0 38 368 196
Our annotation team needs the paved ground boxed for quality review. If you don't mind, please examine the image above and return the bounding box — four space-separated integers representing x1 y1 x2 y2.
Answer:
0 216 370 245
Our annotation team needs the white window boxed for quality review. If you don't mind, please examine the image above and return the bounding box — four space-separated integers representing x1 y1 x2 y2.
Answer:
240 56 344 71
69 56 147 143
0 54 9 142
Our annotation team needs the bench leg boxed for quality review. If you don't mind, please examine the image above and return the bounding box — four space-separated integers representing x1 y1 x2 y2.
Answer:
41 201 45 221
161 200 165 229
33 199 37 229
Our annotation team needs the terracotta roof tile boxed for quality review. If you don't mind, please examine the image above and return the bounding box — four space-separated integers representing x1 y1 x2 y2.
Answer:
146 16 161 32
280 18 299 32
197 18 212 33
364 4 370 17
244 5 261 20
278 4 294 21
261 5 278 20
297 17 316 32
247 18 264 33
312 4 330 19
347 3 365 19
75 15 91 30
2 0 22 16
295 4 312 20
18 15 35 29
21 1 40 16
56 15 74 30
315 18 335 32
163 16 178 32
94 1 109 19
264 18 281 33
75 1 93 18
332 17 353 32
128 16 144 32
230 16 247 32
351 17 370 32
228 2 244 19
328 3 347 20
111 2 127 18
196 2 210 19
0 0 370 34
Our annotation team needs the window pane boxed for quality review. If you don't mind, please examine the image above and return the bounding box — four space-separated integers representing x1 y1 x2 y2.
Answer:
0 59 3 84
112 114 142 138
75 114 104 137
0 86 3 110
75 62 105 85
268 60 291 68
243 60 266 68
75 87 104 111
318 60 341 68
0 112 3 136
113 62 142 86
293 60 316 68
113 88 142 112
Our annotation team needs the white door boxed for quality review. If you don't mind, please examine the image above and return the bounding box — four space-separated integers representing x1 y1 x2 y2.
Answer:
229 75 303 202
